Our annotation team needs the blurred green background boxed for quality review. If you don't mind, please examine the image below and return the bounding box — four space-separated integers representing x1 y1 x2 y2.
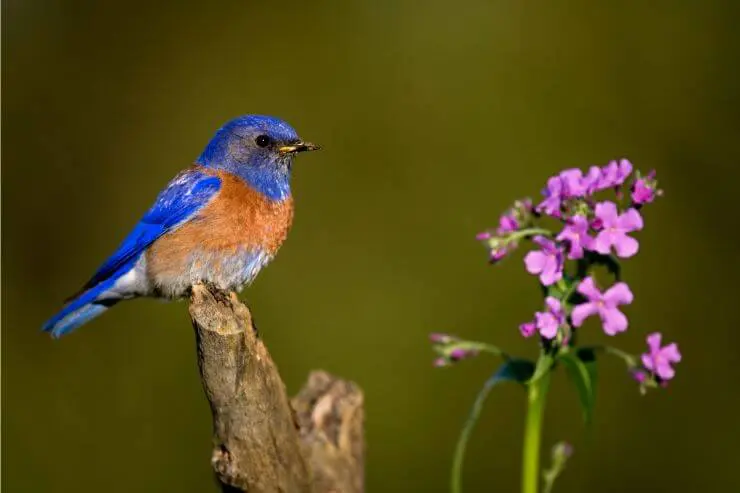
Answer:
4 1 740 491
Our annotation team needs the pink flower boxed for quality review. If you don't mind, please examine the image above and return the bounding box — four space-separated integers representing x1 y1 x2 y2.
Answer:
582 166 603 195
537 167 602 216
642 332 682 381
535 297 565 339
592 202 643 258
519 321 537 338
559 168 588 198
597 159 633 190
631 170 660 206
556 215 593 260
537 176 565 217
520 297 565 339
524 236 564 286
498 213 518 234
571 277 634 335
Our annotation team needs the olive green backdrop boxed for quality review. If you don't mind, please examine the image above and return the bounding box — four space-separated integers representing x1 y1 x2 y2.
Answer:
4 1 740 492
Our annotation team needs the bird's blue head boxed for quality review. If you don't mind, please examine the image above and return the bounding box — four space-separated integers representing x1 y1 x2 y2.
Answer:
196 115 319 201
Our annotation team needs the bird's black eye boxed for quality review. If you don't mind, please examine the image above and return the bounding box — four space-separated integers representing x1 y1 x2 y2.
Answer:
255 135 271 147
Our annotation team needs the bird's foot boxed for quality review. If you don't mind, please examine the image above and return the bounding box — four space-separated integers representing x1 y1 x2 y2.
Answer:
196 281 233 306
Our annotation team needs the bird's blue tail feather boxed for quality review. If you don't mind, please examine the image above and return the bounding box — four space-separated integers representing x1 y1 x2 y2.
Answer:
43 304 111 338
42 277 120 338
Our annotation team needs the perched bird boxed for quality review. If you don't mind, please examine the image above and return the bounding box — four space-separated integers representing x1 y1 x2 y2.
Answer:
42 115 319 338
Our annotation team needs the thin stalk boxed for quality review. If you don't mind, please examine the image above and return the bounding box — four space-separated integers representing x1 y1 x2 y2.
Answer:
521 372 551 493
451 376 499 493
508 228 553 243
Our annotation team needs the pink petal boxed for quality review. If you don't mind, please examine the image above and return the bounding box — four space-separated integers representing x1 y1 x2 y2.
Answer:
537 197 560 215
618 159 633 181
584 166 601 192
524 251 547 274
641 353 655 371
603 282 634 306
571 301 598 327
571 214 590 231
498 215 518 233
490 248 508 262
631 181 652 204
595 201 619 225
617 208 644 231
555 227 571 243
614 234 639 258
560 168 585 196
560 168 583 180
536 312 559 339
662 343 682 363
580 234 594 252
566 243 585 260
576 276 601 300
592 230 614 255
539 323 558 339
532 235 555 250
520 321 537 338
600 307 628 335
599 162 618 188
539 256 562 286
655 362 675 380
545 296 562 313
646 332 662 353
546 176 563 194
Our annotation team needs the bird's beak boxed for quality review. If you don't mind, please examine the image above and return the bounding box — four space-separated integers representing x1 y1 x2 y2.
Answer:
279 142 321 154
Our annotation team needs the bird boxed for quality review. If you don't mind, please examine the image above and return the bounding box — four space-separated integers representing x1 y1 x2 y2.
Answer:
42 114 319 338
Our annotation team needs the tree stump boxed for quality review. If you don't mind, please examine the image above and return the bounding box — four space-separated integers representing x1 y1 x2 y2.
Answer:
189 284 364 493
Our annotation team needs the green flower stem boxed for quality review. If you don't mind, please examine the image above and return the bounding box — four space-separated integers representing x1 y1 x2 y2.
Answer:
508 228 553 243
446 340 510 359
560 280 579 305
522 371 551 493
451 376 498 493
583 344 638 368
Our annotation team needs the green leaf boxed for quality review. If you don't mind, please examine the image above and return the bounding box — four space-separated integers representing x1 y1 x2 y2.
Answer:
496 358 536 383
559 348 598 425
451 359 534 493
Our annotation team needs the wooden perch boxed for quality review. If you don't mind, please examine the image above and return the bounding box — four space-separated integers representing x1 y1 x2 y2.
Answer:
188 284 364 493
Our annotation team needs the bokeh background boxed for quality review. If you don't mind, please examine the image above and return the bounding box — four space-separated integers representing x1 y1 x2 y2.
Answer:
4 1 740 491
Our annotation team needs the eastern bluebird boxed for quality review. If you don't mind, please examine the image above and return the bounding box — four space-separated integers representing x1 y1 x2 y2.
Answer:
42 114 319 338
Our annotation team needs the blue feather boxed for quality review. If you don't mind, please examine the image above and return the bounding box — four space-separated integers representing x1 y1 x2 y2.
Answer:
43 168 222 336
41 271 122 338
80 169 221 291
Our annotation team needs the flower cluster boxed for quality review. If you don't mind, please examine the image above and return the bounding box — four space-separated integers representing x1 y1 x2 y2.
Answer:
471 159 680 386
530 169 646 275
430 159 678 493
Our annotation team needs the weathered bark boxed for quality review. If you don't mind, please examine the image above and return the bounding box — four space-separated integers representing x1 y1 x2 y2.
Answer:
189 284 364 493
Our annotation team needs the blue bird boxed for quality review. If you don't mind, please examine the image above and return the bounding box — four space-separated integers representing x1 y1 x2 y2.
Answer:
43 115 320 338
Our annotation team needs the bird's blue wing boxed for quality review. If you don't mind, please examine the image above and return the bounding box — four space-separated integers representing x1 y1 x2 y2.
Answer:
43 167 222 337
77 168 222 293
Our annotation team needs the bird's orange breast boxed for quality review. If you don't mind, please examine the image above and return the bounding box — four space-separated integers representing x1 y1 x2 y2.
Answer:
146 167 294 280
